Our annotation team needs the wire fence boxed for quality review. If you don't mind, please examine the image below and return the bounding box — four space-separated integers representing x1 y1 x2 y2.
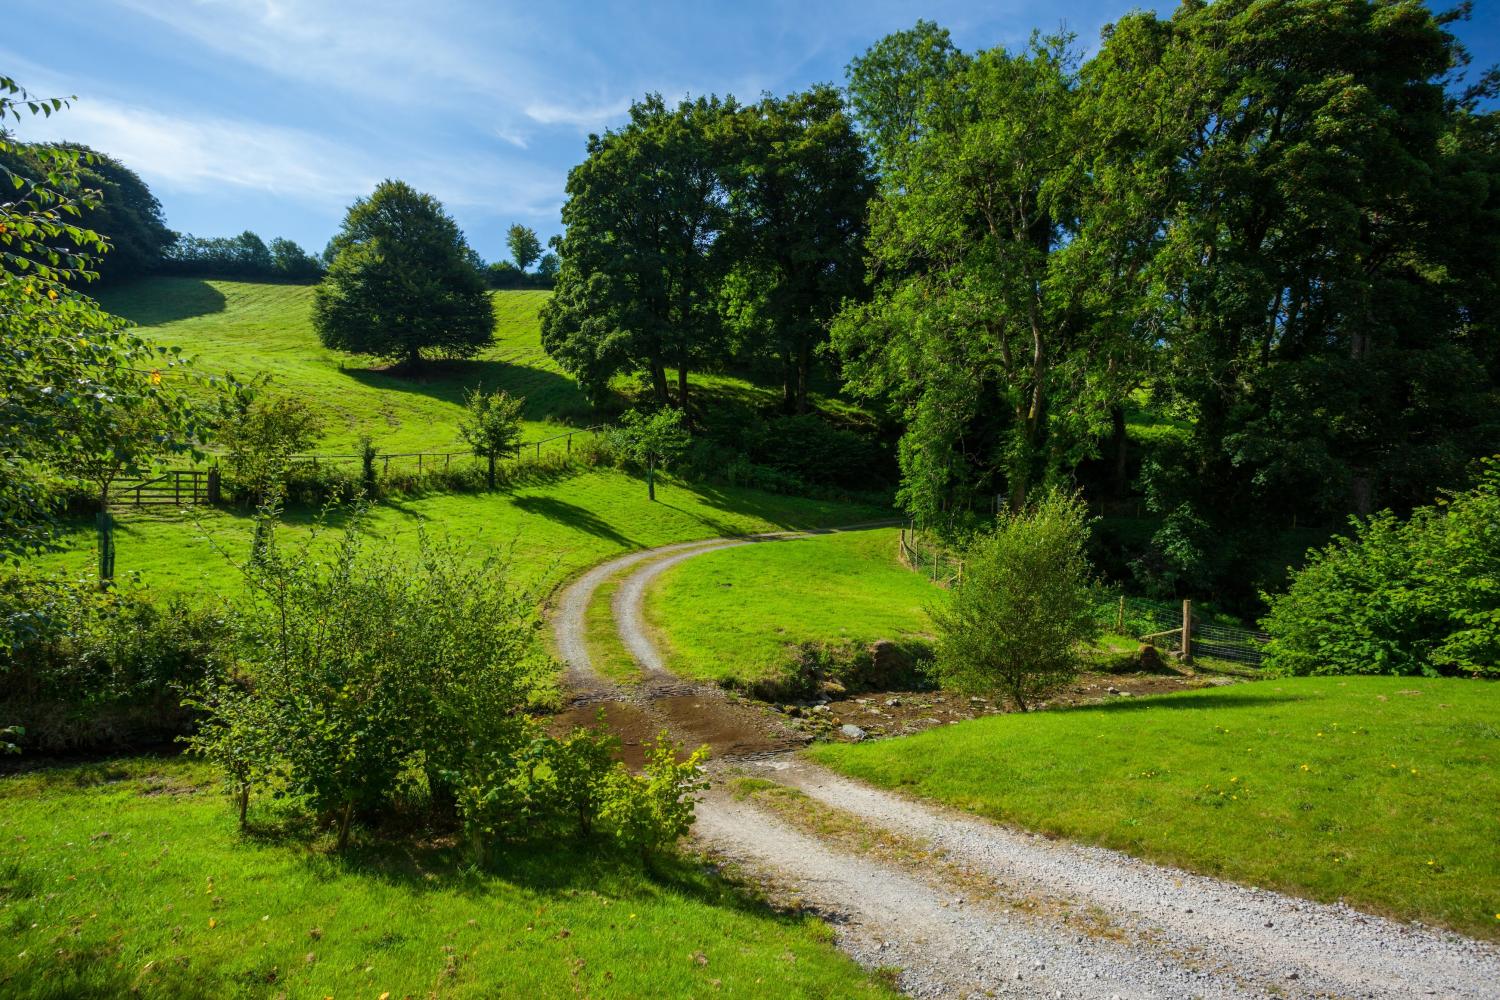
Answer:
898 524 1269 666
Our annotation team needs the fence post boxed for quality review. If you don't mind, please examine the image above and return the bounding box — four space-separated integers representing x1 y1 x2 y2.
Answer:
418 453 423 473
207 467 221 505
1116 596 1125 634
567 434 572 455
1181 599 1193 663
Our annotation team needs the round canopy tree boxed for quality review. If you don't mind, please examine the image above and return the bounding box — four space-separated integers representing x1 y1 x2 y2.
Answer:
314 180 494 371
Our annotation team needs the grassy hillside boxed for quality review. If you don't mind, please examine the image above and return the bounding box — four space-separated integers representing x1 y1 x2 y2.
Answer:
642 528 937 686
0 757 894 999
96 278 590 454
37 470 890 600
812 676 1500 940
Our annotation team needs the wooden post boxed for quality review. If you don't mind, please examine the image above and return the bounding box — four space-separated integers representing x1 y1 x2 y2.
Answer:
1181 599 1193 662
207 467 221 505
418 453 423 473
1116 596 1125 634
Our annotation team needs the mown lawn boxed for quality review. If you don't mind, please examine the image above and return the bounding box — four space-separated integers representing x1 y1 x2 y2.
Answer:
0 758 894 999
811 676 1500 940
35 469 890 601
643 528 937 685
96 278 587 454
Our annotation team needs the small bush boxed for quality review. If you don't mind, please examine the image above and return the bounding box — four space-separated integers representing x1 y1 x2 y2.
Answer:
931 489 1099 710
0 571 229 752
601 735 710 862
191 502 551 848
1261 461 1500 677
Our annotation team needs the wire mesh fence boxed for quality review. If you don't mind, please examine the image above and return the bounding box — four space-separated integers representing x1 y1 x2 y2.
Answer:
897 525 1269 666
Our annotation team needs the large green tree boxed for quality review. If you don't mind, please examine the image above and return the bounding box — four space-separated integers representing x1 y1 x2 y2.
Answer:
835 33 1156 522
314 180 494 371
541 95 735 410
722 86 873 413
1093 0 1500 600
0 141 174 283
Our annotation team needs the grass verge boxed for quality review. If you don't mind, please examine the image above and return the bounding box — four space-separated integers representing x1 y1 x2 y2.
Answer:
643 528 936 686
809 676 1500 940
0 757 893 999
35 469 890 601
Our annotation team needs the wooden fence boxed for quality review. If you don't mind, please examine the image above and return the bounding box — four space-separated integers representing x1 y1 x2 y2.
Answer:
897 524 1269 666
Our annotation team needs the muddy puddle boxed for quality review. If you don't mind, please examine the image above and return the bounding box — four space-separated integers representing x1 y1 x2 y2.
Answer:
551 689 805 770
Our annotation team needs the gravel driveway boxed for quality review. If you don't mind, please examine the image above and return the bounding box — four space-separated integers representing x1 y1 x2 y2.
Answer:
551 531 1500 998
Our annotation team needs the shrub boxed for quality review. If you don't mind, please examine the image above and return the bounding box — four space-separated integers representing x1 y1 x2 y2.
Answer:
601 735 710 862
1261 462 1500 677
214 381 325 505
193 503 551 849
931 490 1099 710
0 570 228 752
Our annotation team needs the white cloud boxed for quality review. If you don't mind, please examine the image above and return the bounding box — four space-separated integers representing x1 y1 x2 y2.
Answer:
523 98 632 129
17 97 377 202
495 128 530 149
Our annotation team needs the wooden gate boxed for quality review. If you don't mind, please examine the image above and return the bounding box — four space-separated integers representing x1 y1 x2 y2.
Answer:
114 469 218 507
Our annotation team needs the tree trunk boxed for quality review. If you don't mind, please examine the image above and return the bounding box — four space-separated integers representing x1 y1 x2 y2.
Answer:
647 455 656 502
336 799 354 852
650 362 669 406
1110 404 1128 498
782 348 796 412
487 453 496 490
677 364 690 413
237 786 249 829
796 339 812 415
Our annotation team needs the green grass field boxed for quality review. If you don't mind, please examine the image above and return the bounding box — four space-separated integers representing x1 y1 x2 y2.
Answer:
643 528 937 685
96 278 590 454
0 757 894 999
811 676 1500 939
37 470 889 601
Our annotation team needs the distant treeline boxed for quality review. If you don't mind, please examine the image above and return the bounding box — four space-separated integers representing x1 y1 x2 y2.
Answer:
163 231 325 282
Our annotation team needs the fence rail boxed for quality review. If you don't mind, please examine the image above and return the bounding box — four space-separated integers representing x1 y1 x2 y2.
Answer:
113 469 218 507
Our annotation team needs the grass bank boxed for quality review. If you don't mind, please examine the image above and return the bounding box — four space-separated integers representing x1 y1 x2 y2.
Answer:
36 469 890 600
811 676 1500 940
643 528 936 687
0 757 894 998
97 278 587 454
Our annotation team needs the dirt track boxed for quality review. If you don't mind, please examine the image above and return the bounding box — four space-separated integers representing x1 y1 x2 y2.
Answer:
550 531 1500 998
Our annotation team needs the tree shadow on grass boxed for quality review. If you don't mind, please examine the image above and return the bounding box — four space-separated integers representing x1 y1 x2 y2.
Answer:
95 277 228 326
510 495 638 549
342 358 594 426
1051 686 1308 716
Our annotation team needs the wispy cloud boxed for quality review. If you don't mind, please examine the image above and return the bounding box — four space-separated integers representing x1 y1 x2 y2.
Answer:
522 98 632 129
18 98 377 202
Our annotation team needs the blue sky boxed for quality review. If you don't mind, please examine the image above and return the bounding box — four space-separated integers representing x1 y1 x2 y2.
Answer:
6 1 1496 264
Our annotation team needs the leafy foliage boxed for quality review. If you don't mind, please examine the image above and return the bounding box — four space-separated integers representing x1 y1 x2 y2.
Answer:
601 735 710 860
1262 461 1500 678
0 75 210 556
542 95 735 409
457 385 525 489
0 569 228 751
506 223 542 272
214 379 325 503
720 86 872 413
610 408 690 500
931 490 1098 709
197 503 550 849
313 179 494 369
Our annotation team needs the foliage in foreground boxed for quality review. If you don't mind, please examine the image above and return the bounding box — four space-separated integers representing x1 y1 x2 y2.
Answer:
931 490 1098 709
0 569 227 751
812 676 1500 941
0 76 211 562
1261 462 1500 678
188 503 707 857
0 757 894 999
